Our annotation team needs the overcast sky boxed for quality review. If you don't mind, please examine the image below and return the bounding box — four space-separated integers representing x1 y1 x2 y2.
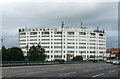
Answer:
2 2 118 49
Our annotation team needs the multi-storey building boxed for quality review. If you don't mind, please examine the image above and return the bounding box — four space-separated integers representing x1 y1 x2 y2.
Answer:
18 26 106 61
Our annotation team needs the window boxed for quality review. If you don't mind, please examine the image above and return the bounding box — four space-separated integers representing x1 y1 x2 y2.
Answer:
99 47 105 49
67 42 74 44
19 29 25 32
51 51 53 53
43 46 49 48
30 42 37 44
90 51 95 53
54 31 62 34
67 51 74 53
20 43 26 45
20 32 26 35
54 35 62 37
42 35 49 37
99 51 103 54
90 47 95 49
67 32 74 35
80 51 86 53
46 51 49 53
90 40 96 42
90 33 95 35
30 32 37 35
79 39 86 41
20 36 26 38
51 55 53 58
54 39 62 41
79 32 86 35
67 39 74 41
54 42 62 44
42 39 49 41
30 39 37 41
79 43 86 45
54 51 61 53
79 46 86 49
42 32 49 34
30 36 37 38
20 40 26 41
54 55 62 58
99 44 104 45
46 55 50 59
54 46 62 48
67 46 74 49
67 36 74 37
90 43 95 45
41 42 49 44
99 34 103 36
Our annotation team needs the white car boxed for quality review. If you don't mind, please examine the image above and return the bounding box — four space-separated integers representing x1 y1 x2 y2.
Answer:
106 60 112 63
111 59 117 64
113 60 120 65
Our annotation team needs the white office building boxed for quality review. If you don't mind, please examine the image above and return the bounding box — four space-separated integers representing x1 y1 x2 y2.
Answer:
18 26 106 61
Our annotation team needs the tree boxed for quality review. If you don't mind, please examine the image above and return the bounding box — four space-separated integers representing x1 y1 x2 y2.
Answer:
27 44 46 61
1 46 9 61
72 56 83 61
2 46 25 61
7 47 25 61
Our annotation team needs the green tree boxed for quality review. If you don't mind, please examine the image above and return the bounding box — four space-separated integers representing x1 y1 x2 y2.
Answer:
72 56 83 61
2 46 9 61
7 47 25 61
2 46 25 61
27 44 46 61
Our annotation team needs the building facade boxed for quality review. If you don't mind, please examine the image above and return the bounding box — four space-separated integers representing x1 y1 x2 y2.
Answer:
19 27 106 61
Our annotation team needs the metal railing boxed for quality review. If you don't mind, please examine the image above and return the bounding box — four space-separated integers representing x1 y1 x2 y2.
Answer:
0 60 105 67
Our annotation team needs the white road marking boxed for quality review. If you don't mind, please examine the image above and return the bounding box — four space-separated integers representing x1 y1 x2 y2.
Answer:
112 66 117 68
117 69 120 70
92 73 104 77
108 70 116 73
106 64 111 65
105 67 110 68
59 72 76 76
98 68 103 70
83 69 93 72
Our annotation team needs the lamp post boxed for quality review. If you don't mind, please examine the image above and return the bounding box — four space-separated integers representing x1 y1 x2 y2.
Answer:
61 21 64 60
81 51 82 63
26 44 28 65
1 39 3 47
94 34 96 63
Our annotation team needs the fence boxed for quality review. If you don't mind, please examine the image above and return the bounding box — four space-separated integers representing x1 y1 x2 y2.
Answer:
0 60 105 67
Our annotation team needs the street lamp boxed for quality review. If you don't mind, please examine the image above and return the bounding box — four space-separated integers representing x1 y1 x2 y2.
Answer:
61 21 64 60
1 39 3 47
94 34 96 63
26 44 28 63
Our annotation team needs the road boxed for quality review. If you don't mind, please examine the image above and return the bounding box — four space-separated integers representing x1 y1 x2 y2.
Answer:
1 63 120 79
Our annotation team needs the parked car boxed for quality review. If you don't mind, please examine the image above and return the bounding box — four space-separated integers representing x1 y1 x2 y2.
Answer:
111 59 117 64
113 60 120 65
106 60 112 63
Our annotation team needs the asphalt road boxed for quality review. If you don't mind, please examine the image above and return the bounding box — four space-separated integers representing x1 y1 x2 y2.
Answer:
1 63 120 79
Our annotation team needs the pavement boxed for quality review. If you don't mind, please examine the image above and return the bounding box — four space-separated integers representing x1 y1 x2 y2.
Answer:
1 63 120 79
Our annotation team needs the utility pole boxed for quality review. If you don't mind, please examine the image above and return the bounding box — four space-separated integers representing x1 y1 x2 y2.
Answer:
26 44 28 63
81 21 82 28
61 21 64 60
1 39 3 47
94 33 96 63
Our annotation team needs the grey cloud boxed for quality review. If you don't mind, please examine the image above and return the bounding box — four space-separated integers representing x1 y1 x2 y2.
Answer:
2 2 118 48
